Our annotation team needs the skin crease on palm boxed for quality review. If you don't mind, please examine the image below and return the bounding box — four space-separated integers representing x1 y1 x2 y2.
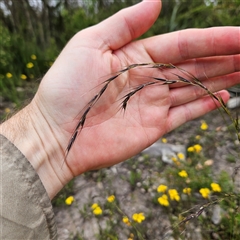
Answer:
1 0 239 199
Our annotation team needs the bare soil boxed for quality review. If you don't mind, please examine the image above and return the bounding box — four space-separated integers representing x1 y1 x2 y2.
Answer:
53 107 240 240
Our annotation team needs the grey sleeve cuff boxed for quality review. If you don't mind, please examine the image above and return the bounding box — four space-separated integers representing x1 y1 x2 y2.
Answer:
0 134 57 240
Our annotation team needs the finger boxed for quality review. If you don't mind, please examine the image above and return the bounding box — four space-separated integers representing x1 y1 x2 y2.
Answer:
166 90 230 133
131 55 239 90
166 54 240 89
142 27 240 63
123 54 240 82
85 0 161 51
170 72 240 107
173 54 240 82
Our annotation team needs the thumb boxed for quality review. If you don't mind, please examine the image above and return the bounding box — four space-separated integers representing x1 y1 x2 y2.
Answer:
88 0 162 51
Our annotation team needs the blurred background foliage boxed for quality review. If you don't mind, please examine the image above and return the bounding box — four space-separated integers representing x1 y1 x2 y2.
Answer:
0 0 239 105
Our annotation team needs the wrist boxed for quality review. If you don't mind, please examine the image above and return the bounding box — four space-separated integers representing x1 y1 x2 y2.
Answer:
0 100 72 199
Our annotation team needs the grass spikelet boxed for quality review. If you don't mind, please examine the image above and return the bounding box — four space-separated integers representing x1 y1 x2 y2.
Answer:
65 62 240 160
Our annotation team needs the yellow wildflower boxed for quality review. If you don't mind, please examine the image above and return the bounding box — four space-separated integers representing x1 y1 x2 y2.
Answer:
172 157 181 166
20 74 27 80
132 212 145 223
65 196 74 205
122 216 129 223
6 72 12 78
128 233 134 240
91 203 99 209
194 144 202 153
107 195 115 203
195 135 201 140
162 138 167 143
26 62 34 68
211 183 222 192
157 184 168 193
183 187 191 195
187 146 195 152
178 170 188 178
200 121 208 130
158 194 169 207
122 216 131 226
168 189 180 201
31 54 37 60
187 144 202 153
177 152 185 160
176 161 181 166
4 108 11 114
199 188 211 199
93 206 102 215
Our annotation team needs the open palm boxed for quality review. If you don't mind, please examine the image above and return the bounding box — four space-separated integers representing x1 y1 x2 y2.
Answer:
34 1 240 181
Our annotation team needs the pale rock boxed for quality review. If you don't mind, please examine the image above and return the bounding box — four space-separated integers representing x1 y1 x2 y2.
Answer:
211 204 222 225
227 97 240 109
142 142 186 164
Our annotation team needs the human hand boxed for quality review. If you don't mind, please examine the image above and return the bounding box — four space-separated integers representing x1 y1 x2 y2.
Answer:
1 0 239 199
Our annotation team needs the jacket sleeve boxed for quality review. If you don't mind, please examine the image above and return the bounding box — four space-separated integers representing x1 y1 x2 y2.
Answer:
0 134 57 240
